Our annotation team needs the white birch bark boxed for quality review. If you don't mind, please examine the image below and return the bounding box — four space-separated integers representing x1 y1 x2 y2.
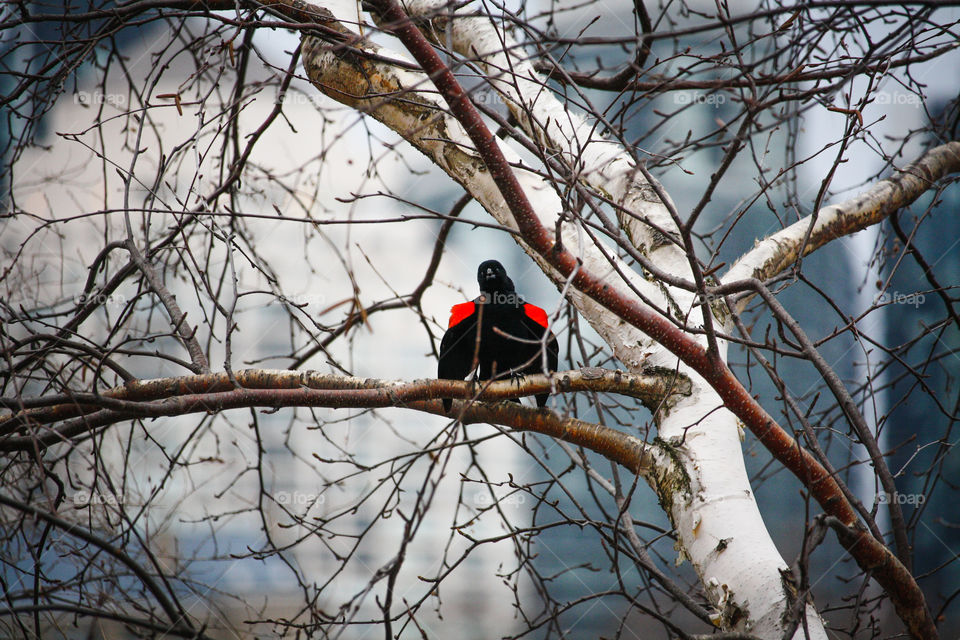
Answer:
302 5 827 635
725 140 960 304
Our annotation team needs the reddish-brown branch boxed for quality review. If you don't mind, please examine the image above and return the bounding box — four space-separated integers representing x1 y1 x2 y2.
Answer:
0 368 686 448
365 0 937 636
0 371 661 477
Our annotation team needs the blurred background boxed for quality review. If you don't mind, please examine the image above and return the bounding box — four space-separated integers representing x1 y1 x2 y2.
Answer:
2 0 959 637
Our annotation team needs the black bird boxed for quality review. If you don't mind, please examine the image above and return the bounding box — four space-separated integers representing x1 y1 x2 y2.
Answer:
438 260 559 411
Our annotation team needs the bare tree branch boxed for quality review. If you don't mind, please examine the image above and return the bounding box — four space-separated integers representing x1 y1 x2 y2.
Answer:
3 0 958 637
725 141 960 291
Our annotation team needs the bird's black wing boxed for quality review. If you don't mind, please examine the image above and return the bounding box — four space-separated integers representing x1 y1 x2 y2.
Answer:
438 301 480 411
519 303 559 407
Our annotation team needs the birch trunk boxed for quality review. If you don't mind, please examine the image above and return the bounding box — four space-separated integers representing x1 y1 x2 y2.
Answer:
302 5 827 635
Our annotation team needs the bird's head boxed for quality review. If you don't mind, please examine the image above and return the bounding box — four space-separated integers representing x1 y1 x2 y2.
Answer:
477 260 515 295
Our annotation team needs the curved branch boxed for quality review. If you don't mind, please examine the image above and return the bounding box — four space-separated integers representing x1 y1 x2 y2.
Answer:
0 604 206 639
745 279 911 570
0 381 666 486
1 396 658 470
0 494 199 637
724 141 960 297
0 367 688 454
351 1 938 636
399 0 681 256
124 241 210 374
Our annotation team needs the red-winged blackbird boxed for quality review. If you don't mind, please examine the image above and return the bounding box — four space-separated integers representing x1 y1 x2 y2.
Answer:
438 260 559 411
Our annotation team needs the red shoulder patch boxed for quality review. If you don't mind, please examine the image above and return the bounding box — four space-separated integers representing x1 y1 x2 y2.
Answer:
448 302 476 328
523 303 549 328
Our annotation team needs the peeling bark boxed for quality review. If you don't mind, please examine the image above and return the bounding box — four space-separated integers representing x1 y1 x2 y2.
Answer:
0 369 678 478
302 11 828 638
725 141 960 295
